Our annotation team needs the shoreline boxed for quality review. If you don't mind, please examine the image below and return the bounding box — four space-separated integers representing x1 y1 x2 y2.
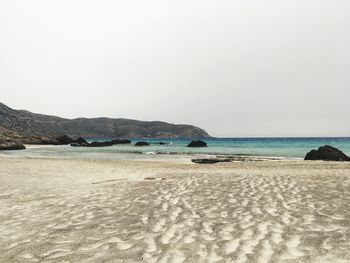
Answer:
0 151 303 164
2 144 305 163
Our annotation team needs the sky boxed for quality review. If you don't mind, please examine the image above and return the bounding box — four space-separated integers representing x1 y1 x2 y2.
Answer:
1 0 349 137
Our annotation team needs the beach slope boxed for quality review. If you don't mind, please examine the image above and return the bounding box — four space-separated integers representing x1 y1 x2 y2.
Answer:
0 157 349 262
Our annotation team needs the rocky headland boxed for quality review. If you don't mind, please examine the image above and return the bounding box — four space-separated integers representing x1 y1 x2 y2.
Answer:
0 102 209 139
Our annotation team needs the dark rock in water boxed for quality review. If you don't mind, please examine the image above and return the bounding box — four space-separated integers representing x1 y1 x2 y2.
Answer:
70 143 80 147
187 140 207 147
0 140 25 150
305 145 350 161
111 139 131 144
191 158 232 164
135 141 150 146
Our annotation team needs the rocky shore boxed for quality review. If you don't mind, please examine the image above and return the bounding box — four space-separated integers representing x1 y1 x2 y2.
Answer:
0 126 133 150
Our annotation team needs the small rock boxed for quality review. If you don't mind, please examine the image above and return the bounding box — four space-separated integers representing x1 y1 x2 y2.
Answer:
187 140 207 147
135 141 150 146
191 158 232 164
144 177 156 180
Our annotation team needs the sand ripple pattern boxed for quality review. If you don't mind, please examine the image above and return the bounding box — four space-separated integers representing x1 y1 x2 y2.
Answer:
0 159 350 262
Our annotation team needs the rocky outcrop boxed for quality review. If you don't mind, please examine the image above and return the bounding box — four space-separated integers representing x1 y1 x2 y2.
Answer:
187 140 207 147
0 102 210 138
71 138 131 147
305 145 350 161
20 135 75 145
53 135 76 145
135 141 150 147
0 140 25 150
1 123 131 148
0 127 26 150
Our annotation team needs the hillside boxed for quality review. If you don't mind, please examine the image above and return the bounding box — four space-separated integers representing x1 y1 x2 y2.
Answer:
0 102 209 138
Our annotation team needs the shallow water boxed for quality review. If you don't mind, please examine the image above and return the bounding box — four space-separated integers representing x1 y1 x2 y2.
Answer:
2 137 350 160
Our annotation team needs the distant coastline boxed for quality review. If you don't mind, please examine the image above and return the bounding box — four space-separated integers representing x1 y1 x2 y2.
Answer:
0 102 210 139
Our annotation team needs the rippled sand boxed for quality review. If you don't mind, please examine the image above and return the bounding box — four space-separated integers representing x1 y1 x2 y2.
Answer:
0 157 350 263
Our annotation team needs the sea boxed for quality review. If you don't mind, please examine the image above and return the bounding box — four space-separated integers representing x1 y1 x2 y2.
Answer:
2 137 350 161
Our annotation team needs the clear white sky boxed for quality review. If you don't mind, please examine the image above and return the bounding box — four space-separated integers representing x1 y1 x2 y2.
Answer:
1 0 349 137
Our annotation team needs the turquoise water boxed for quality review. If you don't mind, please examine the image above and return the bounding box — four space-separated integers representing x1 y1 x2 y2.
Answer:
2 137 350 160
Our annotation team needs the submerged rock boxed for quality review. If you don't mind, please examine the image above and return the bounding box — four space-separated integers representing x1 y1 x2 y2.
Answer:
305 145 350 161
187 140 207 147
191 158 232 164
135 141 150 146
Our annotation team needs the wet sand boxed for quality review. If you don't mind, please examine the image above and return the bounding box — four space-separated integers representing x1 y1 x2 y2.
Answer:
0 157 349 262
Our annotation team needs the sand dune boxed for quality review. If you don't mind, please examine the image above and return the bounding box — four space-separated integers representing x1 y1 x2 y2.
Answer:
0 157 350 262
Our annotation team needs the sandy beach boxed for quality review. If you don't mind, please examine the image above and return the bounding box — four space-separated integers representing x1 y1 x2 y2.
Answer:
0 157 350 263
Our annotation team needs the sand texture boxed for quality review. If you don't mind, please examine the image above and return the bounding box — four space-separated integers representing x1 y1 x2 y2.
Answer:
0 157 350 262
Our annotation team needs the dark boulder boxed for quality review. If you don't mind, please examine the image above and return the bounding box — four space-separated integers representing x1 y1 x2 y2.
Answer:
187 140 207 147
70 143 80 147
135 141 150 146
0 140 25 151
305 145 350 161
